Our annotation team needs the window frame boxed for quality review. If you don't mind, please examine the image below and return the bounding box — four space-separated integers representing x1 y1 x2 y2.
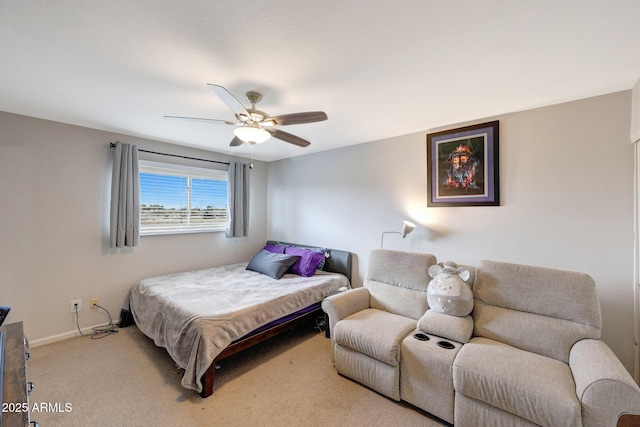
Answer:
138 160 229 236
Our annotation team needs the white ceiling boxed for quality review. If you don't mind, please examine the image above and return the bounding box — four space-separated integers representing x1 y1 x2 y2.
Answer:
2 1 640 162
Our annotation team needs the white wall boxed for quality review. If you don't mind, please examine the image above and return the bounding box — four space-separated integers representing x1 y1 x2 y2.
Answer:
1 91 635 373
267 91 636 373
0 112 268 344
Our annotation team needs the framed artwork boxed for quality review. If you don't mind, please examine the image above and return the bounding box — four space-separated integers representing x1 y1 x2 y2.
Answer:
427 120 499 207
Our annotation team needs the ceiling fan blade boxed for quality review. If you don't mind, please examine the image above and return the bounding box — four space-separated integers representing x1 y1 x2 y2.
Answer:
229 136 244 147
207 84 250 119
268 111 328 126
163 115 236 125
265 128 311 147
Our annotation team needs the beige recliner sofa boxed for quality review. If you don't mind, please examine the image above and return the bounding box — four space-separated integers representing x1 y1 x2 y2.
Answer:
322 250 640 427
322 249 437 400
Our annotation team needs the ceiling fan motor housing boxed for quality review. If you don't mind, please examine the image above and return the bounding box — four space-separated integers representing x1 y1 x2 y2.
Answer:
246 91 262 105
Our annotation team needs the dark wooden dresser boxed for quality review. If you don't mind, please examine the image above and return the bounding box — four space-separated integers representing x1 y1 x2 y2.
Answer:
1 322 34 427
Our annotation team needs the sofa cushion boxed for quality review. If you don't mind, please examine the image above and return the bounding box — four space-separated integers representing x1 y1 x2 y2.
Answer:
453 337 581 427
473 303 601 363
473 260 601 328
472 260 602 363
334 308 416 366
364 249 436 319
417 309 474 343
366 280 431 321
455 394 540 427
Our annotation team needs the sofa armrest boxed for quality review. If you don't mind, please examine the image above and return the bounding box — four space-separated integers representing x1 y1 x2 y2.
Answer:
321 287 370 340
569 339 640 427
417 309 474 343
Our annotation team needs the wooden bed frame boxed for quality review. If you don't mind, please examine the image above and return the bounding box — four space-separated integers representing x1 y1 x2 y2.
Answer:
199 241 352 398
200 304 323 397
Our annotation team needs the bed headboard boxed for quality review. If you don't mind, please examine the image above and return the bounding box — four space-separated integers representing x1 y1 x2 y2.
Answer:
266 240 353 283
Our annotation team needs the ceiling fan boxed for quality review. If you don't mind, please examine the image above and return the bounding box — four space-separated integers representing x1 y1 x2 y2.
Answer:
165 84 328 147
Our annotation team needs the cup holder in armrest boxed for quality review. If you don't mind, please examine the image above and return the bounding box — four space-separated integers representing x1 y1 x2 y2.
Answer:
413 333 430 341
437 340 455 350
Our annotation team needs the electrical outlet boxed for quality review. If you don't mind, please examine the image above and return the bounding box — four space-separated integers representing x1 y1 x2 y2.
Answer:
70 299 82 313
90 299 99 310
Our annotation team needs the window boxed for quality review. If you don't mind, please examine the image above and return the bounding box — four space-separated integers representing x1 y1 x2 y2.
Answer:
139 161 228 235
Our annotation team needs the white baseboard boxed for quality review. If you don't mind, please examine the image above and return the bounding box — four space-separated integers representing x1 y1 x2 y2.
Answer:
29 322 114 348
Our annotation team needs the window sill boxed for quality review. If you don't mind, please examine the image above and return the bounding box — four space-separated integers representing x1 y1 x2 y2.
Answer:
141 228 227 236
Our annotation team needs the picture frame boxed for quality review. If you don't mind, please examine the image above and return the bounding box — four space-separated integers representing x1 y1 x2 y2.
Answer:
427 120 499 207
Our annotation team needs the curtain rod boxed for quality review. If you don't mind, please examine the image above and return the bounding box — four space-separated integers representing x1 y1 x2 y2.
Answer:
109 142 230 166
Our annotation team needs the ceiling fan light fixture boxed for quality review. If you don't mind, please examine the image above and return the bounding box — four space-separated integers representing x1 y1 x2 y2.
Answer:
233 126 271 144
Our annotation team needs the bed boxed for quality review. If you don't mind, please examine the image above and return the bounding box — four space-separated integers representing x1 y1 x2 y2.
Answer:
128 241 352 398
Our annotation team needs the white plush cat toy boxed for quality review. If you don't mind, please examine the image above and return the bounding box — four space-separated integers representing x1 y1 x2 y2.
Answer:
427 261 473 317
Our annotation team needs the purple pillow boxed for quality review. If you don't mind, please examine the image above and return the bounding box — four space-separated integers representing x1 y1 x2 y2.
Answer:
263 244 287 254
284 246 325 277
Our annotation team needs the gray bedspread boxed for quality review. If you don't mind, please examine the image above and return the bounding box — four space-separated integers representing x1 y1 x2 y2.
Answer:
130 262 348 392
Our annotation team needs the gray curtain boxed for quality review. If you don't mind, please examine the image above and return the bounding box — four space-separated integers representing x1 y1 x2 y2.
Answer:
226 162 250 238
110 141 140 247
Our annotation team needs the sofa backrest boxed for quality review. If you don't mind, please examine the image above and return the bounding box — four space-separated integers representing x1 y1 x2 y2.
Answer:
472 260 602 363
364 249 437 320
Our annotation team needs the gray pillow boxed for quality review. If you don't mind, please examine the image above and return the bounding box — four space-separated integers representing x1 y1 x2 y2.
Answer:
246 250 301 279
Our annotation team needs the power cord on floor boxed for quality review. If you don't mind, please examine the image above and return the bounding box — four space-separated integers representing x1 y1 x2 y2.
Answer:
73 304 119 339
314 315 326 333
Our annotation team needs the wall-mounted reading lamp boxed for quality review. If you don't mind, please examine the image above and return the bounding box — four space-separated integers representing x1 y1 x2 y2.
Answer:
380 220 416 248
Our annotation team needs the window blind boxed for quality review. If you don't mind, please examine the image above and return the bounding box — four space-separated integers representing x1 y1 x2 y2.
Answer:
139 161 228 234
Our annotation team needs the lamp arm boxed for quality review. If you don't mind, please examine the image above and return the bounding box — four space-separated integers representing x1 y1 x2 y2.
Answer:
380 231 401 249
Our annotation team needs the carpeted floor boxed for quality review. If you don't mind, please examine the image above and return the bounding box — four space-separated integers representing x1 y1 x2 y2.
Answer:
28 321 448 426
